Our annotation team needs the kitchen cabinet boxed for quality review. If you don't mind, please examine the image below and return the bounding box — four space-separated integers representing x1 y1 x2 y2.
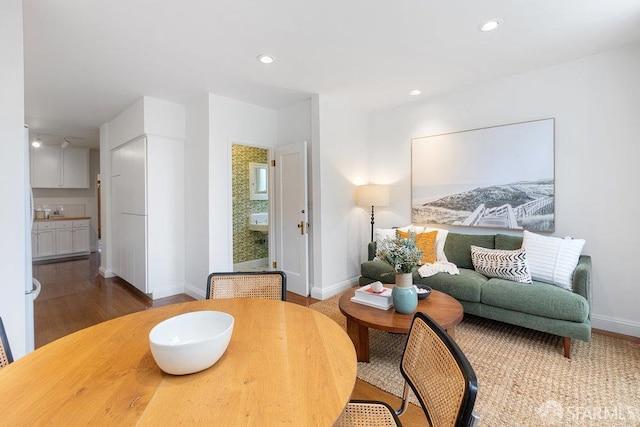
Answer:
72 220 90 253
55 225 73 255
110 135 184 298
62 148 90 188
32 219 91 260
30 146 90 189
35 223 56 258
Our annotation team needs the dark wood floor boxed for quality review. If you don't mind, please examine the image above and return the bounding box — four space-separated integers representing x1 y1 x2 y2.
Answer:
33 253 426 425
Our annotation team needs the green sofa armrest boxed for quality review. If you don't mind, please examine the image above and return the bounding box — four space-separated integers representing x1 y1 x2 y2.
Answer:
573 255 592 306
368 241 377 261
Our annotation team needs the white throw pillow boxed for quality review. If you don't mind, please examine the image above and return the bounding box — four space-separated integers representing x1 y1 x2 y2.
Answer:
522 230 585 290
375 226 414 248
470 246 532 283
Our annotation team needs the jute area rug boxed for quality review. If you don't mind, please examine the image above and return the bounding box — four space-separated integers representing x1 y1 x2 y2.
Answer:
310 289 640 427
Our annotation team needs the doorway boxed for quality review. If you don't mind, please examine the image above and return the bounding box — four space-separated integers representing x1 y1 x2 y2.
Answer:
231 144 270 271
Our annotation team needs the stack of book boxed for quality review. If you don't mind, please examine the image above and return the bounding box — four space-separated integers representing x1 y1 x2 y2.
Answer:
350 283 393 310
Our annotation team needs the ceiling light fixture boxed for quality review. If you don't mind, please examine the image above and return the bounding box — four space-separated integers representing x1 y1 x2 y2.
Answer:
32 135 41 148
409 90 422 96
479 19 502 32
61 139 70 149
257 54 275 64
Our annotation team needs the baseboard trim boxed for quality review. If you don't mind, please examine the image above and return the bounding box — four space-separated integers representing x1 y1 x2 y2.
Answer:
310 276 359 300
184 282 205 300
151 286 186 300
591 314 640 338
98 266 115 278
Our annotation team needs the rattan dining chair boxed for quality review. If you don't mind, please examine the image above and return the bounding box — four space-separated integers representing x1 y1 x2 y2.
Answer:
206 271 287 301
335 312 479 427
0 317 14 368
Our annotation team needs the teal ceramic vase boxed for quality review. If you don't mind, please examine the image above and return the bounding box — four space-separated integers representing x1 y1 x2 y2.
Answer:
392 273 417 314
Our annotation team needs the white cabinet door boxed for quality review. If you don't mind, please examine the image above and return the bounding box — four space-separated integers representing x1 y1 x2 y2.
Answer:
120 138 146 215
56 228 73 255
31 145 61 188
119 213 147 293
62 148 90 188
37 229 56 257
132 214 147 294
72 227 90 253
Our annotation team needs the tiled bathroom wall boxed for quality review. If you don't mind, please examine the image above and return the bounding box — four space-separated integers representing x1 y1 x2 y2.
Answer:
232 144 268 264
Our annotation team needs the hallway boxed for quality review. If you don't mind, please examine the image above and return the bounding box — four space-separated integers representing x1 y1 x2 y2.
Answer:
33 254 193 348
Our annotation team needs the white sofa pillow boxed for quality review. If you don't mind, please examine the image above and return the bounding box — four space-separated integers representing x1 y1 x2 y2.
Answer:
522 230 585 290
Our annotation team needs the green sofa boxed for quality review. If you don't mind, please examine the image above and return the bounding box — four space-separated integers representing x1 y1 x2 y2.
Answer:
359 232 591 358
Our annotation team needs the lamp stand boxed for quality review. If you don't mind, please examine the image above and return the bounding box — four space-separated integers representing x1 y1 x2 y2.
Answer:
370 205 375 242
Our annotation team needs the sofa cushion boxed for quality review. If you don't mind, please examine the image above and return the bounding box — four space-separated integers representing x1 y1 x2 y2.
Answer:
415 268 487 303
361 260 395 283
481 278 589 322
444 233 495 269
495 234 523 250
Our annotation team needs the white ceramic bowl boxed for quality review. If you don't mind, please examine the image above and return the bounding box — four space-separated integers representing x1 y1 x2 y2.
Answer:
149 311 234 375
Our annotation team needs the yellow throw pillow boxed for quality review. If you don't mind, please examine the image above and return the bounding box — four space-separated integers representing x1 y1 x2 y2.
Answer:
397 230 438 265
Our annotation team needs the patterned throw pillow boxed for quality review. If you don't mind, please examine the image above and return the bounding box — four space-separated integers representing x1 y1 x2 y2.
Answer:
397 230 438 264
470 245 532 284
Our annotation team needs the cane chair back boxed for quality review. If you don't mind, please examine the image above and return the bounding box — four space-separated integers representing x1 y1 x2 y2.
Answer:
400 312 478 426
206 271 286 301
0 317 14 368
336 312 478 427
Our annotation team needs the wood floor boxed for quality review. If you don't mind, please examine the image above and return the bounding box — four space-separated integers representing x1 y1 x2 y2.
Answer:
33 253 426 425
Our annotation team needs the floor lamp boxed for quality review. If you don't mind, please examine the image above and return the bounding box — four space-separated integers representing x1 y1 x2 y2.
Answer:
357 184 390 242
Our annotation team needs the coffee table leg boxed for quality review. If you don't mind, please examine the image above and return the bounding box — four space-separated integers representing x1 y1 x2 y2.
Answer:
346 317 370 362
446 326 456 339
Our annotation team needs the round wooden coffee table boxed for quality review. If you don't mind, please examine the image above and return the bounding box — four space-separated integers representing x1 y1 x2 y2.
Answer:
339 287 464 362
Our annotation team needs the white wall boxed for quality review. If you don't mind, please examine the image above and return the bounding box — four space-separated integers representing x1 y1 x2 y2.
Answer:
0 0 28 358
311 95 370 299
369 45 640 336
184 95 211 298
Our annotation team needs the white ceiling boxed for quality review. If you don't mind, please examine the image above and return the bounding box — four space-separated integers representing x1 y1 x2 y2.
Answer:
23 0 640 149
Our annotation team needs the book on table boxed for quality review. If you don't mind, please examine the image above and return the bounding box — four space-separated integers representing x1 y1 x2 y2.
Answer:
351 283 393 310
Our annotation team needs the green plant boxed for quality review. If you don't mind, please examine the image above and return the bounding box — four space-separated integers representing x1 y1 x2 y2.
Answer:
376 232 422 274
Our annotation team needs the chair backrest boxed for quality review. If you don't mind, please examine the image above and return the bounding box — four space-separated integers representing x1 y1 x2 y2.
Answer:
400 312 478 427
206 271 287 301
0 317 14 368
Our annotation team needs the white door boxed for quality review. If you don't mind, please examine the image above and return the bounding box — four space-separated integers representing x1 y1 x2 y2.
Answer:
274 142 309 296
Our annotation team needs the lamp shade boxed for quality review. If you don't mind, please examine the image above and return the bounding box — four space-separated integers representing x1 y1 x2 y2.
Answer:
357 184 390 207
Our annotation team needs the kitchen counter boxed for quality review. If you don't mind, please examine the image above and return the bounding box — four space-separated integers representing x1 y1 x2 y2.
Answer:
34 216 91 222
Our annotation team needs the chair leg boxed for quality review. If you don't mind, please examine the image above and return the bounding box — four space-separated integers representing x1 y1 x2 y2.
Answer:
563 337 571 358
395 381 411 416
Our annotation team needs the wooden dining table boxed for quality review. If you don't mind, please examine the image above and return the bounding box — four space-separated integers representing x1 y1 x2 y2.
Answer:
0 299 357 425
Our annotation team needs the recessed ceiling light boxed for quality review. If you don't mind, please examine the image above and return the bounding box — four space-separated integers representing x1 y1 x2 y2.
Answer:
479 19 502 32
409 90 422 96
257 54 275 64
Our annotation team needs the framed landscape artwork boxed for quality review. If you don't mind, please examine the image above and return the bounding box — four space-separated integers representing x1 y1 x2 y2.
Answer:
411 118 555 232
